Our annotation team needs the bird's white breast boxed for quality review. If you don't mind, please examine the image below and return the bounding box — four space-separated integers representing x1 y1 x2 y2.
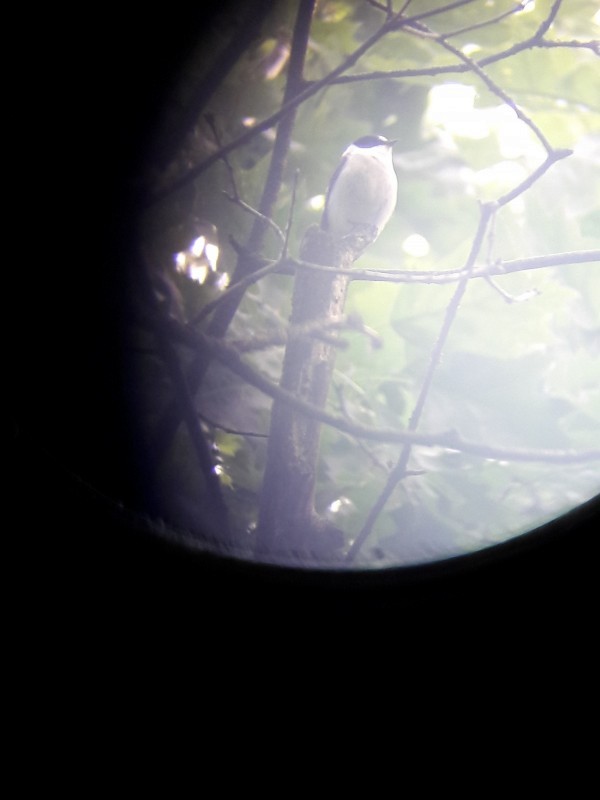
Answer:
324 147 398 240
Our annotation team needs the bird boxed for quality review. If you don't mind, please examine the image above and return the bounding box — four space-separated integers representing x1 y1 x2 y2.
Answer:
321 134 398 244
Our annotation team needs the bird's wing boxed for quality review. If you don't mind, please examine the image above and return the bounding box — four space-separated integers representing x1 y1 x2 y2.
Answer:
321 154 349 231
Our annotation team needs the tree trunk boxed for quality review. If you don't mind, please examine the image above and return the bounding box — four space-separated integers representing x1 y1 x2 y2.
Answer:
255 226 366 564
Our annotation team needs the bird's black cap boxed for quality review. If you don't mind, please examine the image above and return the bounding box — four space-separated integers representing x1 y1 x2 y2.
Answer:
353 134 397 148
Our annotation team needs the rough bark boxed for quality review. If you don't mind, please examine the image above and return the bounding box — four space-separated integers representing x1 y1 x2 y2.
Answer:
255 226 371 564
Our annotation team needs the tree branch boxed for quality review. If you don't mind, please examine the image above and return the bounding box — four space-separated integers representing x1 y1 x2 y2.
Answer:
290 249 600 284
206 112 287 247
189 246 599 340
431 30 555 154
538 38 600 55
320 0 567 87
146 0 573 206
146 0 483 206
151 313 600 464
495 148 573 206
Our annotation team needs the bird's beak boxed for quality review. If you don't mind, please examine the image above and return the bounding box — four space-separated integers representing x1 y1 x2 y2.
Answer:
387 139 398 147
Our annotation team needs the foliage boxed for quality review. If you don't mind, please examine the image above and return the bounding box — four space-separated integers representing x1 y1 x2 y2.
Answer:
137 0 600 567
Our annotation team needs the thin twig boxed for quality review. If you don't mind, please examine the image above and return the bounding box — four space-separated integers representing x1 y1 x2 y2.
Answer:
432 33 555 154
495 149 572 206
198 411 268 439
416 207 494 428
492 250 600 273
324 0 567 86
346 203 496 563
365 0 389 14
484 275 540 304
223 190 286 244
288 249 600 284
217 246 598 292
400 0 480 25
282 168 300 259
442 2 529 40
206 113 286 245
539 38 600 55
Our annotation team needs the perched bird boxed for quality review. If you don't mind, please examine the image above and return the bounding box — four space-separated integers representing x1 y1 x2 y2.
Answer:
321 134 398 243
